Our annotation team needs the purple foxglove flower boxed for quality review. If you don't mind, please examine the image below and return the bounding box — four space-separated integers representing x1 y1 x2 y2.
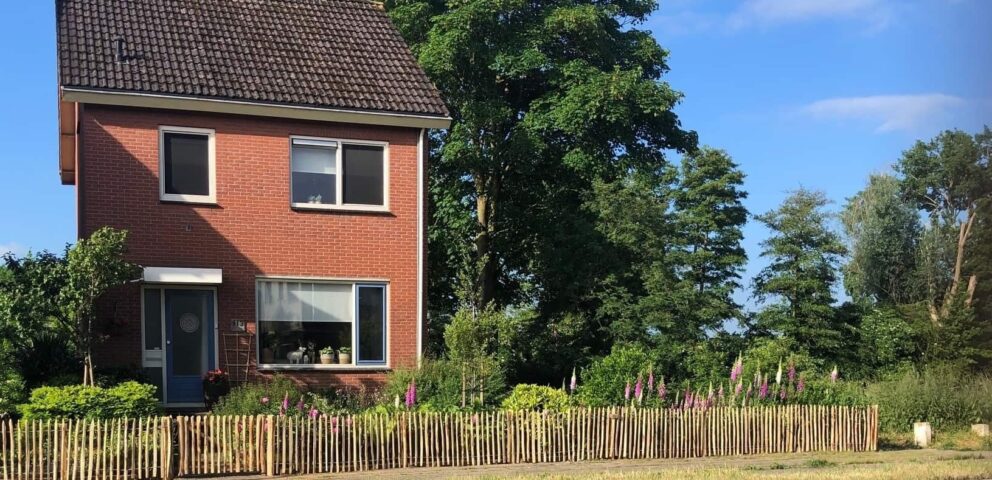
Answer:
734 381 743 396
624 381 631 401
570 368 577 393
758 379 769 400
635 376 643 404
830 366 839 383
787 362 796 383
779 387 786 401
797 375 805 393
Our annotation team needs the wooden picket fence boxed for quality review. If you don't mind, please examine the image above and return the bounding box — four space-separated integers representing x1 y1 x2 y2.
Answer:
1 405 878 479
0 417 171 480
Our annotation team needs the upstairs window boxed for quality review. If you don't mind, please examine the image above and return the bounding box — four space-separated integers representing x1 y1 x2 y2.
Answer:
291 137 386 210
159 126 216 204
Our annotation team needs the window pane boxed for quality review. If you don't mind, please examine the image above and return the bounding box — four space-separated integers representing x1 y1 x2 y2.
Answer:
357 286 385 363
313 283 352 322
143 289 162 350
258 321 352 365
292 143 336 204
163 132 209 196
343 145 384 205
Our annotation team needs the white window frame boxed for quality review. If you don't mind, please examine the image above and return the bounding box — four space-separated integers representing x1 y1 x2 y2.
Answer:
159 126 217 204
289 135 389 212
255 277 390 371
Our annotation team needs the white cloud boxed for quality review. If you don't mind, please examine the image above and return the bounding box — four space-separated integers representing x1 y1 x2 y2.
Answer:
803 94 965 132
0 242 24 257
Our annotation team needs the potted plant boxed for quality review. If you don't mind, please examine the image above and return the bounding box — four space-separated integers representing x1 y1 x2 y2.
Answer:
202 369 230 408
319 346 335 365
338 347 351 365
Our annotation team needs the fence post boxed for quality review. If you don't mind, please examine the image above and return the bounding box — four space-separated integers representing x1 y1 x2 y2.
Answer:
265 415 275 476
160 417 173 480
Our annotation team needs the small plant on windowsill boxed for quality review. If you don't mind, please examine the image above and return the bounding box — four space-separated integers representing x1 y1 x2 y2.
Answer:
203 369 231 407
338 347 352 365
319 347 335 365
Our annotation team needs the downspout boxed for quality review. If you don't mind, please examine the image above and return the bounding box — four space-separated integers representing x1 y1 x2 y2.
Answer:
416 128 425 365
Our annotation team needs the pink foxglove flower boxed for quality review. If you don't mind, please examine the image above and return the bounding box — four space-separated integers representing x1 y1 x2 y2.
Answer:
779 387 786 401
657 376 667 402
758 377 769 400
635 376 643 404
309 407 319 419
830 366 839 383
624 381 631 402
787 361 796 383
647 370 654 392
730 355 743 382
734 381 743 396
260 396 270 405
797 375 806 393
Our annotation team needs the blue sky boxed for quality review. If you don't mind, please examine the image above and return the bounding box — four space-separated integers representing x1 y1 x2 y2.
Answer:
0 0 989 307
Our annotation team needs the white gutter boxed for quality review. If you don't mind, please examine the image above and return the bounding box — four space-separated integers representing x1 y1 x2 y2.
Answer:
416 128 425 365
61 87 452 130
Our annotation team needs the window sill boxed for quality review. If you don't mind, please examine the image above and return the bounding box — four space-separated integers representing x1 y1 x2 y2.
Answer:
258 364 390 372
160 196 218 206
291 203 390 214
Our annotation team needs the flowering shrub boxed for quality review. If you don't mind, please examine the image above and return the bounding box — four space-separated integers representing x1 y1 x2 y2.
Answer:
384 358 506 411
211 375 304 416
576 344 654 407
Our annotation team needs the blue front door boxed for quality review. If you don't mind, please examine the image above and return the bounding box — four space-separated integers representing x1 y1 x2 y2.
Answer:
165 289 215 404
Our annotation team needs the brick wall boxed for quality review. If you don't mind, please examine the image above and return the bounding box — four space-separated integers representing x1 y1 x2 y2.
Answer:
78 105 423 390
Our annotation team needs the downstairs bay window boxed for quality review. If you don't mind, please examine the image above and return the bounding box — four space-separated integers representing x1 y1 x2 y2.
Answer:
256 279 386 368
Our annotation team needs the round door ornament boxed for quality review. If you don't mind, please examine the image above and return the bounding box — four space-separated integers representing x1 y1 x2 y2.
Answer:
179 312 200 333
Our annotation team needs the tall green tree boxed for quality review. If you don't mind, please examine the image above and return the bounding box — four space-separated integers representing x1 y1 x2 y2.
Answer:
753 188 849 360
586 148 747 377
62 227 140 385
386 0 696 317
896 127 992 323
841 173 920 305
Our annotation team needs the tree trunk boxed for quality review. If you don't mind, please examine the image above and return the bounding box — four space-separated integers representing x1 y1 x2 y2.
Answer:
474 176 498 308
939 207 977 320
82 353 95 386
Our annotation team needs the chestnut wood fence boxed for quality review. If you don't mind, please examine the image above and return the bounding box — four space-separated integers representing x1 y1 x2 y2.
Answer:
1 405 878 479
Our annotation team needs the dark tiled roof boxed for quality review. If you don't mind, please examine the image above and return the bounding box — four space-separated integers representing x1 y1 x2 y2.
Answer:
56 0 449 117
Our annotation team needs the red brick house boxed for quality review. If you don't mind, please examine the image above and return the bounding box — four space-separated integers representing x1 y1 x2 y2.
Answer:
55 0 449 406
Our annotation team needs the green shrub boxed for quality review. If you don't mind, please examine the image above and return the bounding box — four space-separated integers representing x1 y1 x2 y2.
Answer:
501 384 570 411
577 344 653 407
211 376 305 416
867 365 992 432
19 381 159 419
384 357 506 411
0 352 25 416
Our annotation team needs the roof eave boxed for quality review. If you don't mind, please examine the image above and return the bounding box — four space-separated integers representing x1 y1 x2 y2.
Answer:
61 87 452 130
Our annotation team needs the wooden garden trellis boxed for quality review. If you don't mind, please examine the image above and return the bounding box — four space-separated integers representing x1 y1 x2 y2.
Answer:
0 405 879 479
